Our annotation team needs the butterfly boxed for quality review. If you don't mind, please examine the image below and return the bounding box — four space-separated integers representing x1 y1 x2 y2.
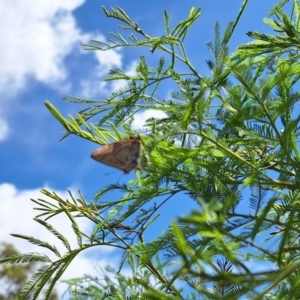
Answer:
91 137 141 174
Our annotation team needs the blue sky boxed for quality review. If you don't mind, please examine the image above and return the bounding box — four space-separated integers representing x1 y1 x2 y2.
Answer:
0 0 285 297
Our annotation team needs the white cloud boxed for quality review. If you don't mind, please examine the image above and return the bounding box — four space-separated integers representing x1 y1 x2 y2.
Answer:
94 45 123 76
124 60 139 77
79 48 136 98
0 1 128 143
131 109 167 130
0 183 117 298
0 116 9 141
0 0 86 95
131 110 201 148
80 79 109 100
110 60 138 92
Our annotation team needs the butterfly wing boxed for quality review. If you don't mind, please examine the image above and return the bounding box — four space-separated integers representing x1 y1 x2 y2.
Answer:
114 138 141 173
91 137 141 173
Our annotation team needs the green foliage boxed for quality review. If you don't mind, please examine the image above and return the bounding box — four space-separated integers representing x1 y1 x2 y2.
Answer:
0 243 58 300
2 0 300 299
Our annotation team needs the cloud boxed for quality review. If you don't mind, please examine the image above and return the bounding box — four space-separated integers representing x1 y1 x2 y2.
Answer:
0 183 117 298
131 109 167 130
0 116 9 141
110 60 139 92
0 0 87 96
0 1 90 145
131 110 201 148
0 1 130 141
79 51 138 98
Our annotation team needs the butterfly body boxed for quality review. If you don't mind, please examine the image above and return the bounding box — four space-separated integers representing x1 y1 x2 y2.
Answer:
91 137 141 173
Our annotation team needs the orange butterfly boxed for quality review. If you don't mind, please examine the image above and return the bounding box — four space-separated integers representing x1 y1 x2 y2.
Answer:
91 137 141 174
